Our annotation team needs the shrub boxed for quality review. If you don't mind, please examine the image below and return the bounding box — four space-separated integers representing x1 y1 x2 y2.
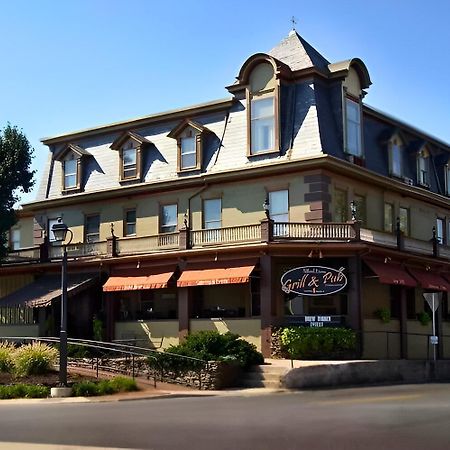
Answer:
71 377 138 397
0 342 14 373
417 311 431 326
0 384 49 399
374 307 391 324
280 327 357 360
151 331 264 370
13 342 58 377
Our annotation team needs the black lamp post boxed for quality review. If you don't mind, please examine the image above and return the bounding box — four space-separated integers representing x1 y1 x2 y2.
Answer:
263 195 270 219
51 218 73 386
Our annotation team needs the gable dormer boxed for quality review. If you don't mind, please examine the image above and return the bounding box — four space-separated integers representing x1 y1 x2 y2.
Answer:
168 119 209 172
54 143 92 193
411 141 432 188
110 131 151 182
385 130 406 179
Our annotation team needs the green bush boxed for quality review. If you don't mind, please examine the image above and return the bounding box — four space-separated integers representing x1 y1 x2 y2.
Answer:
417 311 431 326
0 342 14 373
151 331 264 370
280 327 357 360
71 376 138 397
0 384 49 399
13 342 58 377
374 307 391 324
67 344 90 358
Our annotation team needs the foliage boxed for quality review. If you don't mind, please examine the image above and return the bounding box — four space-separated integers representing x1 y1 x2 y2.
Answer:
374 307 391 324
0 124 35 257
67 344 90 358
417 311 431 326
0 342 14 373
0 384 49 399
150 331 263 372
71 376 138 397
13 342 58 377
280 327 357 360
93 317 103 341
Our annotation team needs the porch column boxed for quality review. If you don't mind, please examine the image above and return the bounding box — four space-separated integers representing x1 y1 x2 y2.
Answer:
347 256 363 355
260 254 273 358
400 287 408 359
178 287 192 341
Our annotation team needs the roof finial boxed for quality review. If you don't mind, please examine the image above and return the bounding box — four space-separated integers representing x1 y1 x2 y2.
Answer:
291 16 297 31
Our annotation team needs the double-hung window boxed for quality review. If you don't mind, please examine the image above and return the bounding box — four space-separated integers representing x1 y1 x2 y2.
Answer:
334 189 348 222
384 203 394 233
436 218 445 244
251 96 275 154
10 229 20 250
161 204 177 234
399 207 410 236
63 158 78 190
85 215 100 243
390 142 402 177
353 195 367 225
125 209 137 236
180 136 197 170
345 98 362 157
203 199 222 242
418 151 429 186
269 190 288 236
122 144 137 179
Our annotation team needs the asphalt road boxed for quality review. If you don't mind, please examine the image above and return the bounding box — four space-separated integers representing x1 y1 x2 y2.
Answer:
0 384 450 450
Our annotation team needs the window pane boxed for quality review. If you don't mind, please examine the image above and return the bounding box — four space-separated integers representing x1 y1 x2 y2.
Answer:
251 97 274 153
161 204 177 232
384 203 394 232
123 148 136 166
125 210 136 236
354 195 366 225
181 153 197 169
334 189 348 222
181 137 195 154
269 190 288 221
399 208 409 235
86 215 100 242
11 229 20 250
346 98 361 156
436 218 444 244
65 174 77 189
346 99 360 123
391 144 402 176
204 199 221 229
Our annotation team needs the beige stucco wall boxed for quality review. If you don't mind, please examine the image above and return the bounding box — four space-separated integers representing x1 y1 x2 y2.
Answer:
190 318 261 351
0 274 34 298
361 278 390 319
11 216 34 248
362 319 401 359
115 320 179 350
0 325 39 337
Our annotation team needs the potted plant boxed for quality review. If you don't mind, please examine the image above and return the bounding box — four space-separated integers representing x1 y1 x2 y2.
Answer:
374 307 391 324
417 311 431 326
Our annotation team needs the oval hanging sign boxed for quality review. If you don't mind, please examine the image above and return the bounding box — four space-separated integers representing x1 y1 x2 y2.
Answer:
281 266 347 296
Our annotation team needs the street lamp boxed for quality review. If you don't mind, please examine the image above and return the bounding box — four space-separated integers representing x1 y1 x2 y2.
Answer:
263 195 270 219
52 218 73 386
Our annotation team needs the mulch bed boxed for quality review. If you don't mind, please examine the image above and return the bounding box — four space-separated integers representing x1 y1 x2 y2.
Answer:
0 370 98 387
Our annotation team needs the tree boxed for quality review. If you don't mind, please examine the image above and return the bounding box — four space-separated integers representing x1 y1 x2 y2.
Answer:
0 124 35 256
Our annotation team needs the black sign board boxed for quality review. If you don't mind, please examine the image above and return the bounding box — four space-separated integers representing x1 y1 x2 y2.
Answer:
281 266 347 296
283 315 345 328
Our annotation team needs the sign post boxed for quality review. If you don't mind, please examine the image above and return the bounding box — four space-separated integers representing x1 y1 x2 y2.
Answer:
423 292 442 362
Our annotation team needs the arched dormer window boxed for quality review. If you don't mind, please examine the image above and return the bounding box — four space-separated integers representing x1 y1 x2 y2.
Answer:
388 134 405 178
110 131 151 182
168 119 209 172
54 143 91 193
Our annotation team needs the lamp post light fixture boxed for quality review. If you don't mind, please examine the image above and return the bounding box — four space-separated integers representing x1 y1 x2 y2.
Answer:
263 195 270 219
51 218 73 386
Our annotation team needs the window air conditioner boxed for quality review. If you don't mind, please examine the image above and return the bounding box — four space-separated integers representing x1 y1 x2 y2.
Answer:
403 177 414 186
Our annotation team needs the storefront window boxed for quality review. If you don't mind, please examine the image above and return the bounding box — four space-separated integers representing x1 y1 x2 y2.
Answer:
117 290 177 321
192 285 248 318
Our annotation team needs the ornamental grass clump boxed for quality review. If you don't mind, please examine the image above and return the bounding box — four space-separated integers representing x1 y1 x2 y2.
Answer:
0 384 50 400
0 342 14 373
13 342 58 377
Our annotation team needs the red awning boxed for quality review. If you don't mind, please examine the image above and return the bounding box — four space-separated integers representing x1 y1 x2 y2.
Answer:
364 259 417 287
103 271 174 292
177 264 256 287
407 268 450 292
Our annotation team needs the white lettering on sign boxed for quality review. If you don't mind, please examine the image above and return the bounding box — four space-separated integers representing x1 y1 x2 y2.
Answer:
305 316 316 322
310 322 323 327
317 316 331 322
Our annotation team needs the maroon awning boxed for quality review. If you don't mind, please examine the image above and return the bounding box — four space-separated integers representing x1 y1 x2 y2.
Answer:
364 259 417 287
407 268 450 292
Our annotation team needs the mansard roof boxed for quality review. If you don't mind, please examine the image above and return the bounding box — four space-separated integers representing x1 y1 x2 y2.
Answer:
167 119 209 139
268 30 330 72
54 143 92 161
328 58 372 89
110 130 152 150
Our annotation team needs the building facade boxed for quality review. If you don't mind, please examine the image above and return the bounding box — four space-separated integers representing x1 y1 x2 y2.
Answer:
2 30 450 359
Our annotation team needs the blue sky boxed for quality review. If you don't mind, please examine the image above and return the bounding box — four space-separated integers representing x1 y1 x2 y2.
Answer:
1 0 449 204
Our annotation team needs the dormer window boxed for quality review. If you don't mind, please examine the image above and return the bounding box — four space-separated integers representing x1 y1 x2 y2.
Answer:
417 149 430 186
168 120 208 172
445 164 450 196
110 131 151 182
389 137 403 177
345 97 362 157
54 143 91 193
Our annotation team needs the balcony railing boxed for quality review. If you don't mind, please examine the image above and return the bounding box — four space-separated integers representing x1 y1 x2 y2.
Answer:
48 241 108 259
274 222 358 240
190 224 261 247
2 246 41 263
116 233 179 256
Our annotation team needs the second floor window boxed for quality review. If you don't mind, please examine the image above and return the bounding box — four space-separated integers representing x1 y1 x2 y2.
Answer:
334 189 348 222
436 218 445 244
180 135 197 170
353 195 366 225
122 144 137 179
251 96 275 154
399 207 409 236
85 215 100 243
203 199 222 229
345 97 362 157
384 202 394 233
10 229 20 250
269 190 288 222
125 209 136 236
63 158 78 190
161 204 177 233
417 151 429 186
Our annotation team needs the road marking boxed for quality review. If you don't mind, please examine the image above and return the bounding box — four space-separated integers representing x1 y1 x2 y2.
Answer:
317 394 423 405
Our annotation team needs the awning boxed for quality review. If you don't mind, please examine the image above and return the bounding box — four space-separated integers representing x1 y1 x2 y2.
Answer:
103 271 175 292
407 268 450 292
0 274 97 308
364 259 417 287
177 263 256 287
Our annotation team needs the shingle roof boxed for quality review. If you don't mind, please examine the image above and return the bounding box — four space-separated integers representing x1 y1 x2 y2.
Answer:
268 30 330 72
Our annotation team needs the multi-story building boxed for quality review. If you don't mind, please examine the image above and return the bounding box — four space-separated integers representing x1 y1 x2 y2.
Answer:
2 29 450 359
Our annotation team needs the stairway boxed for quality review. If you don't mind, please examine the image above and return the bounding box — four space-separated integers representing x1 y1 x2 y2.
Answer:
238 364 287 389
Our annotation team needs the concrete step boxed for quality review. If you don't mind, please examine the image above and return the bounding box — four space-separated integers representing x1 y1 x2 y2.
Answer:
243 372 282 382
239 379 282 389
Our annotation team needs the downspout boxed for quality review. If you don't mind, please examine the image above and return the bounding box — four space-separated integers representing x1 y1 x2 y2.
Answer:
187 181 209 229
212 110 231 167
430 154 443 195
287 83 297 159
